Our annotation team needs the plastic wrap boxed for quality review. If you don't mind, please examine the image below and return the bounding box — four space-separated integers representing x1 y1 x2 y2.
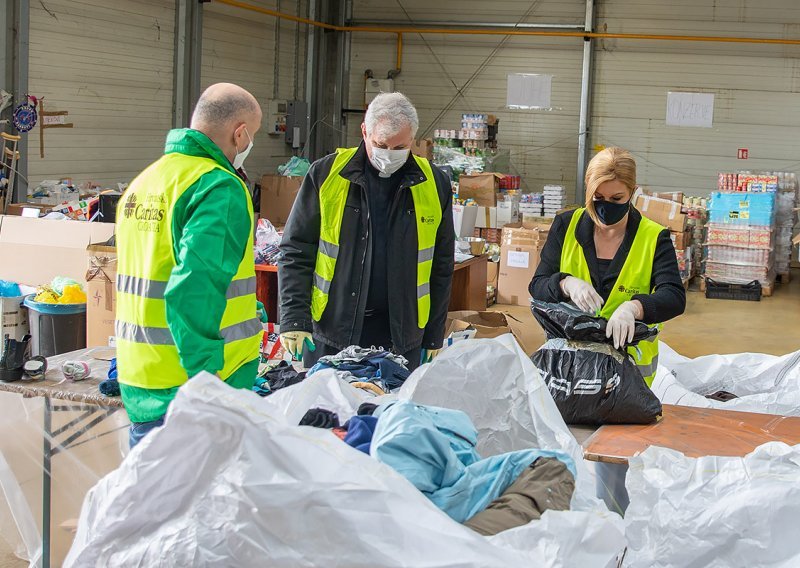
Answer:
530 301 662 425
653 342 800 416
66 336 625 567
624 443 800 567
0 348 129 567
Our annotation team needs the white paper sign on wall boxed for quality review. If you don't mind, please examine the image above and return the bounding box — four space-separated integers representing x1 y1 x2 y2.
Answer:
507 251 530 269
666 92 714 128
507 74 552 109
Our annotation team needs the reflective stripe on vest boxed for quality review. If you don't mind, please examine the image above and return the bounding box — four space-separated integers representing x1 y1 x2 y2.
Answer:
114 153 263 390
310 147 442 328
560 208 663 386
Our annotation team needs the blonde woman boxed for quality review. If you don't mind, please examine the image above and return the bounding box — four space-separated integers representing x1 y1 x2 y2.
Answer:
529 147 685 386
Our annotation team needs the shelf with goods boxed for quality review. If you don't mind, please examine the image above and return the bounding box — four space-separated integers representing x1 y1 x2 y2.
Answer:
702 189 777 295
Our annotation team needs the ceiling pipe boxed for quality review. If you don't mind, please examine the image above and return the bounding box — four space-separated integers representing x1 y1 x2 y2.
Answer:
214 0 800 46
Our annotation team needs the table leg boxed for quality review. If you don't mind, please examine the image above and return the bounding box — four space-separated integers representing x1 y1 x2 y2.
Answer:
42 397 52 568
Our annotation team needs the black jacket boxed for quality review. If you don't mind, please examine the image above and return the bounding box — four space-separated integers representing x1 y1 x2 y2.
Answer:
278 143 455 352
529 207 686 324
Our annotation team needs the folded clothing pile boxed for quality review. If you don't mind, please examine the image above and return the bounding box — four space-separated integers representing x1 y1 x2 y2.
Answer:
308 345 410 394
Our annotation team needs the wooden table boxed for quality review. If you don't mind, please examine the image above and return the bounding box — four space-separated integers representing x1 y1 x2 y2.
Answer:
448 255 488 312
583 404 800 465
255 264 279 323
0 348 123 568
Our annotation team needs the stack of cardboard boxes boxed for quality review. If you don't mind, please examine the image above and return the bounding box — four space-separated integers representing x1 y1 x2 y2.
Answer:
635 192 692 283
497 219 550 306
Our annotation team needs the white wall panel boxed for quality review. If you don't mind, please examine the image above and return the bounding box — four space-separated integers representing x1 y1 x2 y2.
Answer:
347 1 586 195
26 0 175 186
201 0 306 181
593 0 800 196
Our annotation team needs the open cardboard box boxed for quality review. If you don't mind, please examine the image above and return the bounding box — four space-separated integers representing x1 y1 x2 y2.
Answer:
445 310 538 356
0 216 115 286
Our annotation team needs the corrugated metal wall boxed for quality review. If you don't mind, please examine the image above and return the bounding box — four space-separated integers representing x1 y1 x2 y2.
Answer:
201 0 307 181
27 0 175 186
346 1 586 195
593 0 800 197
348 1 800 198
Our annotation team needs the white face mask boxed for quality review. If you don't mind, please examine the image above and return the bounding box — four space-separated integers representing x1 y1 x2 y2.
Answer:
232 127 253 169
369 146 410 178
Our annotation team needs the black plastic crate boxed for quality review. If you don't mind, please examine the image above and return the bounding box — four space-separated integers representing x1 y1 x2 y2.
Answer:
704 278 762 301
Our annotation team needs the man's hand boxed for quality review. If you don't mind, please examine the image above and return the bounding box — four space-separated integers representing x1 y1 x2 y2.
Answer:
420 348 441 364
279 332 316 360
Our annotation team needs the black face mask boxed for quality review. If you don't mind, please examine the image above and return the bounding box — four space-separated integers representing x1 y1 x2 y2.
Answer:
594 199 630 226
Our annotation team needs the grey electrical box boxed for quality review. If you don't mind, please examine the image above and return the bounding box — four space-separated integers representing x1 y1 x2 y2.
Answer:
285 100 308 148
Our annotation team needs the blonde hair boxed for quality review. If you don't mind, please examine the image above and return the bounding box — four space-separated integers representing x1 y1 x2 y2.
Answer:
584 147 636 224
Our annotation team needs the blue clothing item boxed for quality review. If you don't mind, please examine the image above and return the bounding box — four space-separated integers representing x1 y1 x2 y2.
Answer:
108 357 118 379
99 358 120 397
343 415 378 454
129 417 165 449
308 351 410 392
371 401 576 523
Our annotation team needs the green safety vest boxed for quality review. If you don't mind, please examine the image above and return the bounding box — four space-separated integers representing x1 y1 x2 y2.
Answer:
560 208 662 386
311 147 442 329
115 153 263 390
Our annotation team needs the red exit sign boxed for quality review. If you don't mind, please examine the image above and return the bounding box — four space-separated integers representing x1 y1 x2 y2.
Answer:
738 148 749 159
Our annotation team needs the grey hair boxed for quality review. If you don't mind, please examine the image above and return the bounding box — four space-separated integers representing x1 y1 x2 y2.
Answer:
191 88 260 128
364 92 419 139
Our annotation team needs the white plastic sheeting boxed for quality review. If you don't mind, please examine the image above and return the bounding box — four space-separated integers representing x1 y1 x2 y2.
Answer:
66 335 625 567
624 442 800 568
653 342 800 416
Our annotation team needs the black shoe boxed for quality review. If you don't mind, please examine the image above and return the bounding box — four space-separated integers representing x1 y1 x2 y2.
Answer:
0 334 31 382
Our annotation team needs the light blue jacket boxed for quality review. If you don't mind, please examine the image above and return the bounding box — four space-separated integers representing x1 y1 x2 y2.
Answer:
372 400 577 523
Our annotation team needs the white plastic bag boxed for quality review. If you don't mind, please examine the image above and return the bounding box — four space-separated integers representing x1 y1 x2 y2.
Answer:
624 442 800 568
66 336 625 567
653 342 800 416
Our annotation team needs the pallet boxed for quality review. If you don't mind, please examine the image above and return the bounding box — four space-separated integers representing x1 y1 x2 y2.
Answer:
777 272 791 285
699 277 774 297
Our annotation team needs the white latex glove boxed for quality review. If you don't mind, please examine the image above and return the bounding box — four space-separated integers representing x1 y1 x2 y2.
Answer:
279 332 316 360
605 300 641 349
560 276 604 314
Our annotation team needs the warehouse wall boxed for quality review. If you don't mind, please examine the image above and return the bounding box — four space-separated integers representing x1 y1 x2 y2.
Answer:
592 0 800 197
26 0 175 187
201 0 307 182
348 0 800 199
346 1 587 195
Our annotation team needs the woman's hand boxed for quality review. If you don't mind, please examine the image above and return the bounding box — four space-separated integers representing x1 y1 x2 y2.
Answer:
606 300 643 349
560 276 604 313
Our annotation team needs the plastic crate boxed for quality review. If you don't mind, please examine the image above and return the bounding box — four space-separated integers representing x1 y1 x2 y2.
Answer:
704 279 762 301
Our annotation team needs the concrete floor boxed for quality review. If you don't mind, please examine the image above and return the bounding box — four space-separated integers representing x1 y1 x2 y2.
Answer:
0 271 797 567
493 270 800 357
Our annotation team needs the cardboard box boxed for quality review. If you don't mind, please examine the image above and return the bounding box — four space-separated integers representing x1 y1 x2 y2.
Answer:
671 230 691 250
458 173 503 207
411 138 434 160
487 261 499 288
444 310 538 355
0 216 115 286
5 203 54 217
645 190 684 204
260 175 302 227
452 204 478 237
86 244 117 348
475 206 497 229
634 195 687 232
498 224 548 307
496 198 520 227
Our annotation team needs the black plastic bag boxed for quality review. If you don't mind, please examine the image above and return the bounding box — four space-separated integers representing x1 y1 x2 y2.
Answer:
530 300 662 425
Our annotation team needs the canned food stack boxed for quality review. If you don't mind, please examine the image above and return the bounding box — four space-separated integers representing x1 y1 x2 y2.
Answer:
773 173 798 275
519 192 543 218
542 185 566 218
703 191 776 286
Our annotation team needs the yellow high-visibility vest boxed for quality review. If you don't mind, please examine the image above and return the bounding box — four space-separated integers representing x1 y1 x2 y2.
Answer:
310 147 442 328
560 207 663 386
115 153 262 389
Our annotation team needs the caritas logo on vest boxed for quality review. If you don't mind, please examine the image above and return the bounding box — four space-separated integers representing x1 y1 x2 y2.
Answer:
124 193 166 233
617 284 641 295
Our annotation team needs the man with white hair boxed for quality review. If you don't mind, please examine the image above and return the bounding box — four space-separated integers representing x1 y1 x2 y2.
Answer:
279 92 454 370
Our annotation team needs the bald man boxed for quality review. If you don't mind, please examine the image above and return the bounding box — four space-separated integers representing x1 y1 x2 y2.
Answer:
115 83 264 448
